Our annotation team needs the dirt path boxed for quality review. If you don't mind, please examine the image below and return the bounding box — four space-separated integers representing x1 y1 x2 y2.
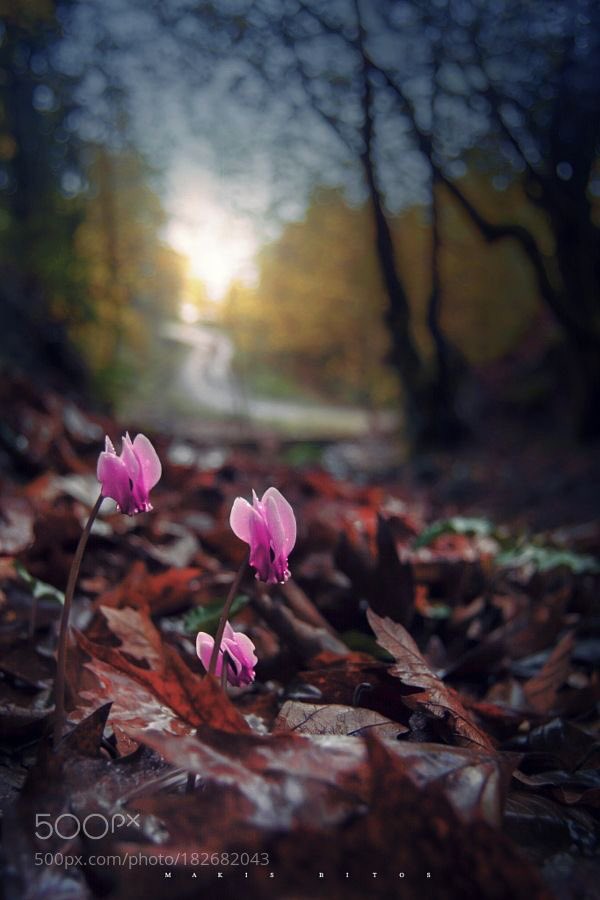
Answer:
162 320 396 436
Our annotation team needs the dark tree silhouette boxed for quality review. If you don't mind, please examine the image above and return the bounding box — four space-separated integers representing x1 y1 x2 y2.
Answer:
0 1 86 384
372 0 600 438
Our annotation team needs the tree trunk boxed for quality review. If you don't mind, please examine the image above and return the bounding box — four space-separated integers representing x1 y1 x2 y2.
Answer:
422 174 467 446
361 155 421 383
356 1 461 449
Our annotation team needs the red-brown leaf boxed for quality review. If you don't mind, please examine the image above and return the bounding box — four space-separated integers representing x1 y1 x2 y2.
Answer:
73 605 249 736
367 608 495 750
523 631 575 714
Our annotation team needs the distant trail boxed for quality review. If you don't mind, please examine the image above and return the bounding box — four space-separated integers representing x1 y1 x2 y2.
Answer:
161 321 394 435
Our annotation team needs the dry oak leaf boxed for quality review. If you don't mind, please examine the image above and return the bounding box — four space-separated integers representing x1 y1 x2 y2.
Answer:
124 729 550 900
74 605 248 735
129 726 366 834
367 608 494 750
522 631 575 714
274 700 407 740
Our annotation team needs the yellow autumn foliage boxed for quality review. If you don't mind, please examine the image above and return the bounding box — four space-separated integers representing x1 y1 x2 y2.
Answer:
72 147 184 399
222 179 543 405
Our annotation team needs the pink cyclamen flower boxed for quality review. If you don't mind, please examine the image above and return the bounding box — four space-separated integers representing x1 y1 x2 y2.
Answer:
196 622 257 687
97 433 161 516
230 487 296 584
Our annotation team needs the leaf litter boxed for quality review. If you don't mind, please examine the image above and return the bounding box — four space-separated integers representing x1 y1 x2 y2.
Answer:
0 375 598 898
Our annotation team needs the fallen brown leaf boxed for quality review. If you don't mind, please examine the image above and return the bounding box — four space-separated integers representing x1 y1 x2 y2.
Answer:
367 608 495 750
274 700 408 739
523 631 575 714
71 605 249 738
0 495 34 555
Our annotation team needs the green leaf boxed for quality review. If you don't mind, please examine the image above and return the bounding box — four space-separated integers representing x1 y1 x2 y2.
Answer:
14 561 65 605
421 603 452 620
340 630 394 661
414 517 494 549
184 594 250 635
282 443 324 467
496 545 599 574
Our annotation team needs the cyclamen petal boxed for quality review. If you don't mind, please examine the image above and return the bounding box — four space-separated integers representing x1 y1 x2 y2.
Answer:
196 623 257 687
263 487 296 555
97 432 161 516
248 507 273 582
132 433 162 490
120 433 141 481
229 486 296 584
196 632 214 674
97 452 132 512
229 497 255 544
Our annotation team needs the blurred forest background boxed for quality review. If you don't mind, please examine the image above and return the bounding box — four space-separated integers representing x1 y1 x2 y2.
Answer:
1 0 599 452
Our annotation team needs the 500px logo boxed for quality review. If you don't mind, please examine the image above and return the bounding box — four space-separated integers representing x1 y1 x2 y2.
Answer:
35 813 140 841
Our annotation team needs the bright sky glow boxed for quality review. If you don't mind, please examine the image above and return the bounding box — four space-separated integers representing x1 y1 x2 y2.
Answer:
164 167 259 302
180 301 200 324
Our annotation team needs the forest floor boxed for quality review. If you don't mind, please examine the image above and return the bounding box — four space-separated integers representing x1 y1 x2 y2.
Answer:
0 373 598 899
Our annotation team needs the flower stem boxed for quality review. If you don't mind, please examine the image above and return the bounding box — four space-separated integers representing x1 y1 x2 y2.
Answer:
53 493 104 747
186 554 250 792
221 652 230 690
208 552 250 678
